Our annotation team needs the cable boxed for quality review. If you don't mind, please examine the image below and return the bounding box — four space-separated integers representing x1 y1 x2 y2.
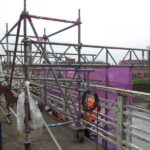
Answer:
96 109 99 150
82 90 99 112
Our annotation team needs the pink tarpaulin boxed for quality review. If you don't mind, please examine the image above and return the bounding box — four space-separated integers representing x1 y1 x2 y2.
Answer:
88 67 132 150
65 67 132 150
40 67 132 150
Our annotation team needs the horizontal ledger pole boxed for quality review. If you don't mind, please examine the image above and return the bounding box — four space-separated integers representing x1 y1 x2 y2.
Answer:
25 40 148 51
7 34 42 39
4 50 96 56
3 64 148 68
29 14 78 24
4 63 109 67
5 76 80 82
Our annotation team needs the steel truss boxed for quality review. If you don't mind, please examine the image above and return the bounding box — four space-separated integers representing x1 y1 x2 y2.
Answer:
0 0 150 150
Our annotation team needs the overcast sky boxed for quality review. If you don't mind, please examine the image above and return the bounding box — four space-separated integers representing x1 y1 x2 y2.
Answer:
0 0 150 49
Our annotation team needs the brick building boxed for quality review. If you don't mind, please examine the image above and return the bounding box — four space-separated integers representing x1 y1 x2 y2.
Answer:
120 60 149 78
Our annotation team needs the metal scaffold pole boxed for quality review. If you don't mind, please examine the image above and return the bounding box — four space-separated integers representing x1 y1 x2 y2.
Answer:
6 23 9 76
77 9 82 125
23 0 31 150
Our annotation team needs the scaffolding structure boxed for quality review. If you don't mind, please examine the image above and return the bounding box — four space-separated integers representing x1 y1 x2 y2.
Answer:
0 0 150 150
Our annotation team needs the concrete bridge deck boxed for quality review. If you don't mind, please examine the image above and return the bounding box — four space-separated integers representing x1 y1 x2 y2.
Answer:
1 110 103 150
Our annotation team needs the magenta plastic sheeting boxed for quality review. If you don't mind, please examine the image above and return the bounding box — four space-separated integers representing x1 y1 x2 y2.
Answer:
65 67 132 150
88 67 132 150
40 67 132 150
89 67 131 88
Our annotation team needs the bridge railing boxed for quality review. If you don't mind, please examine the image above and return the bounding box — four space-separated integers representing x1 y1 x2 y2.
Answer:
21 78 150 150
85 84 150 150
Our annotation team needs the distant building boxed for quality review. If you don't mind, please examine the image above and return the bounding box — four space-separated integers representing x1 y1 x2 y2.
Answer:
66 58 75 64
120 60 149 78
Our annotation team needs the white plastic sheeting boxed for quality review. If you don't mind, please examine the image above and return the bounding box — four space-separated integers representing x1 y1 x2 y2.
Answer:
17 81 44 131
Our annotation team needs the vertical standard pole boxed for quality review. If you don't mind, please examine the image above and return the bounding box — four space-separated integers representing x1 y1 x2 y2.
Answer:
23 0 31 150
87 71 90 91
106 48 108 64
147 47 150 79
6 23 9 76
129 50 132 65
116 95 126 150
103 66 109 149
142 51 144 65
23 6 28 80
77 9 82 126
43 28 47 107
103 48 109 149
24 0 27 12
